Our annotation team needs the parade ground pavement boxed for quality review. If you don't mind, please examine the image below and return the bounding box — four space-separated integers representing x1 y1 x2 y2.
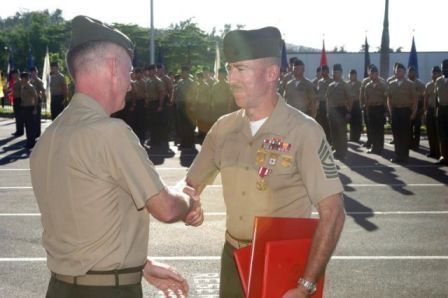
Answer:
0 116 447 297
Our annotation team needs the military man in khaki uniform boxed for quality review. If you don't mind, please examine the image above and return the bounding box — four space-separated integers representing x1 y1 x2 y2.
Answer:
424 66 442 159
278 56 298 95
347 69 362 142
311 66 322 94
210 67 235 123
174 65 197 150
19 72 38 149
129 68 147 143
364 65 388 154
10 69 24 136
316 64 333 144
144 64 166 149
435 59 448 165
407 66 426 150
49 62 68 120
195 72 212 140
186 27 345 298
156 64 174 150
359 66 373 148
326 64 353 160
387 63 418 163
30 15 203 298
283 59 317 117
30 66 45 137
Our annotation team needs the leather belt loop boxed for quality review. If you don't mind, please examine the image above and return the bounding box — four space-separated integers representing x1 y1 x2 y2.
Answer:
74 276 78 286
114 270 119 287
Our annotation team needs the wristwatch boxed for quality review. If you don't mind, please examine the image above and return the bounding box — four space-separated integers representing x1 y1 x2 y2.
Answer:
298 277 317 295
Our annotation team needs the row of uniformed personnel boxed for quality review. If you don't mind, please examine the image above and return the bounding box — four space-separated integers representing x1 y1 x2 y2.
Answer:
115 64 236 151
279 58 448 165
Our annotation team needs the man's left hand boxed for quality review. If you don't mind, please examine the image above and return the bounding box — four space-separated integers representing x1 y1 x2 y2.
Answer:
143 260 189 297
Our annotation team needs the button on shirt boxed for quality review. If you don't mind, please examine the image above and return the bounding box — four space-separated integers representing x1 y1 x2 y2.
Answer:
30 93 164 275
187 96 343 240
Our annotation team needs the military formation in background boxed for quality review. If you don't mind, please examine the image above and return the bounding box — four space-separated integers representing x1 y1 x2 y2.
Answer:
2 56 448 166
279 57 448 165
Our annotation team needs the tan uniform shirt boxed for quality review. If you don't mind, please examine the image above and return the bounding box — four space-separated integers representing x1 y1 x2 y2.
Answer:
436 77 448 106
348 80 361 101
413 79 425 99
388 79 418 108
284 78 316 113
317 77 333 103
187 96 343 240
20 83 37 107
50 72 66 96
146 77 164 102
425 81 437 108
30 93 164 275
364 80 388 106
326 80 352 108
359 77 371 106
131 79 147 101
13 79 21 99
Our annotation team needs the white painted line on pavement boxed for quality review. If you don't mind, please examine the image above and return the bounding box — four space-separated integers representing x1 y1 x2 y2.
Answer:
1 256 448 262
2 211 448 217
0 186 32 189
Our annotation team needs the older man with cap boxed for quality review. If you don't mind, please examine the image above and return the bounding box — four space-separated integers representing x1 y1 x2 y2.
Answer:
186 27 345 298
30 15 203 298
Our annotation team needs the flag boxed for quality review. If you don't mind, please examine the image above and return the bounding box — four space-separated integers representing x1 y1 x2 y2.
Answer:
213 41 220 80
320 40 328 66
27 48 33 70
363 37 371 78
280 40 288 72
42 48 51 111
408 36 419 77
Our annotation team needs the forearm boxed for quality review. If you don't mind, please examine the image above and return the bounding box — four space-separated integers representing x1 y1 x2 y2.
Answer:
146 187 190 223
302 198 345 282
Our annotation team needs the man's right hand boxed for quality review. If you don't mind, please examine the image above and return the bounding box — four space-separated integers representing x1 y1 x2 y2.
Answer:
183 186 204 227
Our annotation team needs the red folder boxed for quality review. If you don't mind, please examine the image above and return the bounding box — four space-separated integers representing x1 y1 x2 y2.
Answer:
263 239 324 297
245 217 320 298
233 244 251 295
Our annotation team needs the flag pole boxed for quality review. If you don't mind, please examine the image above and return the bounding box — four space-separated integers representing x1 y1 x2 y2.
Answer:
150 0 155 64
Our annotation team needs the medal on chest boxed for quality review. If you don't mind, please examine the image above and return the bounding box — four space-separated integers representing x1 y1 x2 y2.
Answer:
256 166 271 191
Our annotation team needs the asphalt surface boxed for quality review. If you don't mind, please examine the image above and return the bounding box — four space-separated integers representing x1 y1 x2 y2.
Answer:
0 116 447 297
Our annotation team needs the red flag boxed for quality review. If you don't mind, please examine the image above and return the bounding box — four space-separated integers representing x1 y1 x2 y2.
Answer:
320 40 328 66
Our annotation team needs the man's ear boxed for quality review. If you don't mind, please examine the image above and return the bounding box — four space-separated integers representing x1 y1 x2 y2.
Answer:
266 63 280 83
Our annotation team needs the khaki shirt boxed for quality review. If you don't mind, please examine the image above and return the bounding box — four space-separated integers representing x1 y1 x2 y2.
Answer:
326 80 352 108
30 93 164 275
187 96 343 240
50 72 66 96
348 80 361 101
13 79 21 99
364 80 388 106
317 77 333 103
131 79 147 101
359 77 371 105
284 78 316 113
146 77 164 102
412 78 425 99
388 79 418 108
20 83 37 107
435 77 448 106
425 81 437 108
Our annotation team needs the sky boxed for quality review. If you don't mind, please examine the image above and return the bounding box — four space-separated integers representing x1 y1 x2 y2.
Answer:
1 0 447 52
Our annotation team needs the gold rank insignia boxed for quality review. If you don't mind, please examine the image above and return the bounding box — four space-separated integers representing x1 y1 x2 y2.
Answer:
281 155 292 167
256 148 267 166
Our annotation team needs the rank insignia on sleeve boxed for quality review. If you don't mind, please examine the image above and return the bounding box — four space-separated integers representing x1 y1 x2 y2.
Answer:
318 139 338 179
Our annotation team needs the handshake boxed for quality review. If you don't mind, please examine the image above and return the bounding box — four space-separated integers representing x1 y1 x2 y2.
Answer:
177 181 204 227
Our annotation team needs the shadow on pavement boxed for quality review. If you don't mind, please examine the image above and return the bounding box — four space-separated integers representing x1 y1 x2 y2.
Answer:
343 193 378 232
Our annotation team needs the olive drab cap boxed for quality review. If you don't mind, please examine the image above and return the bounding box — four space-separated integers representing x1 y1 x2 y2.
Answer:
68 15 134 59
223 27 283 63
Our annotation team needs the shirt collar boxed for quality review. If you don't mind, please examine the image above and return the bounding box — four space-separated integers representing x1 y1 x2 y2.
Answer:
69 93 109 118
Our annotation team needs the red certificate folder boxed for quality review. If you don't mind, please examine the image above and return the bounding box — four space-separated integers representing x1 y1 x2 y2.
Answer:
233 244 251 295
262 239 324 297
233 217 321 298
